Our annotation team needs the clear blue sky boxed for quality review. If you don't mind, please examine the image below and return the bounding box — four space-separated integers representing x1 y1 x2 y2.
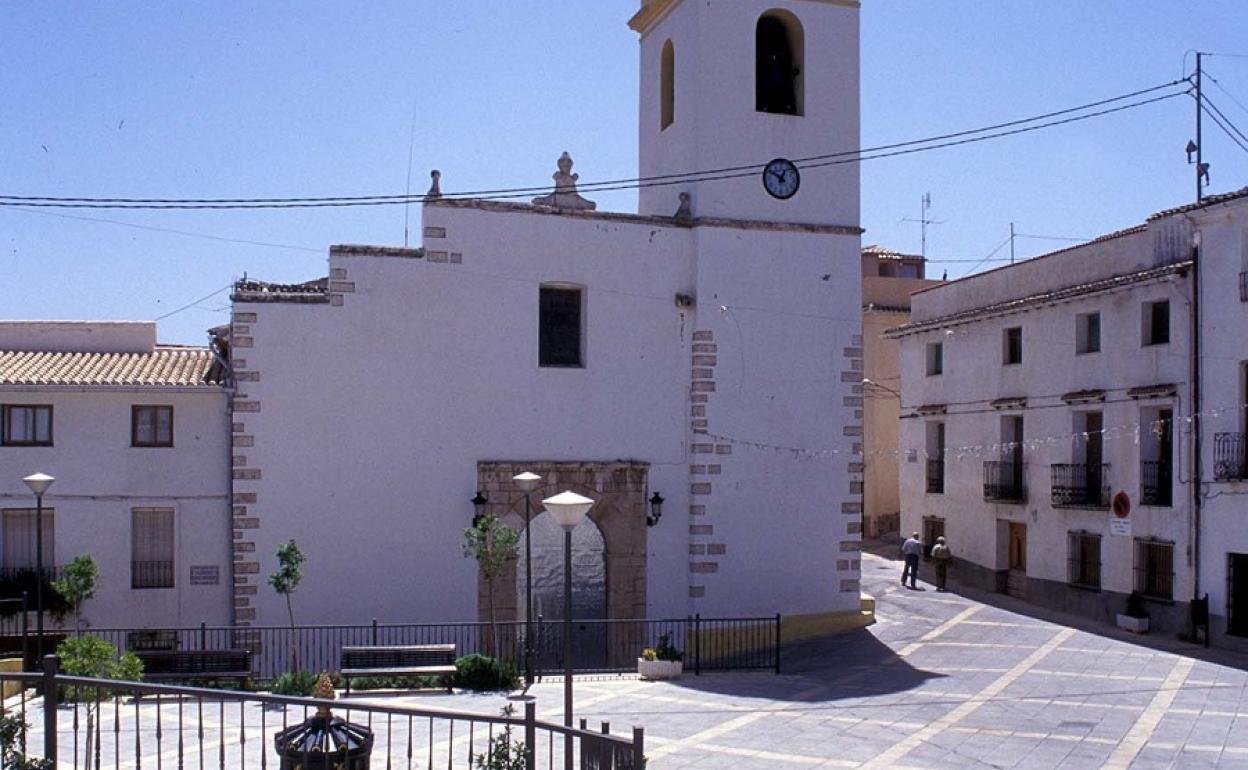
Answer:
2 1 1246 344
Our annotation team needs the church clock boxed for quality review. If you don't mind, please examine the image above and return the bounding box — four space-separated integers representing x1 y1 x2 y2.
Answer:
762 158 800 200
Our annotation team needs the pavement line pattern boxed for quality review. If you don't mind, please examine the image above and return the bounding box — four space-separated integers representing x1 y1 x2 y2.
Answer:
1027 669 1166 682
858 627 1076 770
693 742 858 767
643 711 770 760
896 605 982 657
1102 656 1195 769
947 725 1118 745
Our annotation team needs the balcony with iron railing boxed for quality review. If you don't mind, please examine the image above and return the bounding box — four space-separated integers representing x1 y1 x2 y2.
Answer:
1215 433 1248 481
926 459 945 494
984 460 1026 503
1051 463 1111 508
1141 461 1173 507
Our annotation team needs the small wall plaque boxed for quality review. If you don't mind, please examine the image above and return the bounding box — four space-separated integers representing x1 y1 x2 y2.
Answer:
190 566 220 586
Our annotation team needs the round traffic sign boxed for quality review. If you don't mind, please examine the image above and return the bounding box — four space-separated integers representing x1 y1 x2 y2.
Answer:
1112 491 1131 519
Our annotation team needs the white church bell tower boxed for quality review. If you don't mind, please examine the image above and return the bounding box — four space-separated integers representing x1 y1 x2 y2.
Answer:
631 0 860 227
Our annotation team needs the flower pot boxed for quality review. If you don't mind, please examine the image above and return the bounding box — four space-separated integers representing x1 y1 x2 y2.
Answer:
1116 614 1149 634
637 658 682 680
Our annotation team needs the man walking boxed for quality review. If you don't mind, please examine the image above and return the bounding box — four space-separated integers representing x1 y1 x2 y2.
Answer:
901 532 923 589
931 536 952 592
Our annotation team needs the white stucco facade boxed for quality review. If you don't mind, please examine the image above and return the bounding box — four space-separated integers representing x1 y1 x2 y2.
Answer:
227 0 864 628
0 322 232 631
892 188 1248 642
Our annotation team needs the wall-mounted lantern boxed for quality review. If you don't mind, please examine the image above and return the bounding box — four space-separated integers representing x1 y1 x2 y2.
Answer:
647 492 665 527
470 491 489 527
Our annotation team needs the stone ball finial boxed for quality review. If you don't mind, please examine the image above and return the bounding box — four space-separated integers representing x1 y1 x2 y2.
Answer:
427 170 443 199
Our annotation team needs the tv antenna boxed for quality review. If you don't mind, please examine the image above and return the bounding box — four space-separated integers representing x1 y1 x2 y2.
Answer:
902 192 945 258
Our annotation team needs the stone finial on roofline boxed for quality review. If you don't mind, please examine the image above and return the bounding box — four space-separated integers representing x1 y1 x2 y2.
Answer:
675 191 693 222
532 152 597 211
427 170 442 199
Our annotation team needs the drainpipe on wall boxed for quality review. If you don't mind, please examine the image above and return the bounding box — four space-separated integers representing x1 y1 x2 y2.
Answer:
209 328 238 625
1187 223 1203 607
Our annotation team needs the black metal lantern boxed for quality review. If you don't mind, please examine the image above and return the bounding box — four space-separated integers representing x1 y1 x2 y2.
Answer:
471 491 489 528
274 674 373 770
647 492 664 527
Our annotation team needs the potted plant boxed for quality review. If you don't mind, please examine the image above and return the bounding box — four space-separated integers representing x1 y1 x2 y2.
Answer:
637 632 683 680
1116 591 1150 633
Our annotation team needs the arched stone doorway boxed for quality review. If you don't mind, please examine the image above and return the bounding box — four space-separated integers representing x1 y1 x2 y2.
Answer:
519 511 607 669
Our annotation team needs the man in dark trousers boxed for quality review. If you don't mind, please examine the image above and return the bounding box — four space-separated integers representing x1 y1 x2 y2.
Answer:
901 532 923 589
931 536 952 592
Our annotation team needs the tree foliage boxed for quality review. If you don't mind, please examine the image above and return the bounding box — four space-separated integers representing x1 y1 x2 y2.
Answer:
268 540 307 672
52 555 98 633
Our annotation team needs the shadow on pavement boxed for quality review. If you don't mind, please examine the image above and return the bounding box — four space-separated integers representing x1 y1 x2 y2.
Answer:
663 627 945 703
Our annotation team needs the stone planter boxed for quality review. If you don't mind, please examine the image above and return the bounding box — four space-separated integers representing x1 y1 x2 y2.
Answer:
1116 614 1150 634
637 658 683 680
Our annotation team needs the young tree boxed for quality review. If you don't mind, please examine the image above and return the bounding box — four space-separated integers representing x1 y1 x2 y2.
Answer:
268 540 306 673
462 515 520 660
52 555 98 634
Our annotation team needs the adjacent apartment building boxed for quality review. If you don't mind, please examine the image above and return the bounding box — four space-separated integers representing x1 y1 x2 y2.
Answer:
861 246 940 538
891 187 1248 644
0 322 232 630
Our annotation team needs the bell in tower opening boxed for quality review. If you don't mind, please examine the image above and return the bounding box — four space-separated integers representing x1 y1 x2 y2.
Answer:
756 13 803 116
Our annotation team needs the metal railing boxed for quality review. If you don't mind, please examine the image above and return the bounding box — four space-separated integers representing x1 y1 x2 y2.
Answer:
0 656 643 769
1141 461 1173 507
1067 531 1102 589
983 461 1026 503
71 614 780 681
1134 539 1175 601
1051 463 1110 508
130 561 174 590
925 459 944 494
1214 433 1248 481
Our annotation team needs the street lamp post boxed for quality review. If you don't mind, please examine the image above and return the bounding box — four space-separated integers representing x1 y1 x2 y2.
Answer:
22 473 54 664
541 490 595 770
512 471 541 687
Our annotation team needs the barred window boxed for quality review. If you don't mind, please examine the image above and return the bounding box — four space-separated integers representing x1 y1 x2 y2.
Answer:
1067 531 1101 589
132 508 174 589
1134 538 1174 601
539 286 584 368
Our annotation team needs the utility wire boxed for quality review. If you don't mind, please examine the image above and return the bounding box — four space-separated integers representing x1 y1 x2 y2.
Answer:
963 235 1014 275
0 80 1190 210
1201 94 1248 148
1206 70 1248 119
1197 96 1248 154
154 285 233 320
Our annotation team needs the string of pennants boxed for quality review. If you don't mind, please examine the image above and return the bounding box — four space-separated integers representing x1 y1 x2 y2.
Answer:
703 403 1244 462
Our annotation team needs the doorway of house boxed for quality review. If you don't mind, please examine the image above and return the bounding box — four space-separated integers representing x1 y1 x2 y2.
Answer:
519 511 608 672
1007 522 1027 598
1230 553 1248 637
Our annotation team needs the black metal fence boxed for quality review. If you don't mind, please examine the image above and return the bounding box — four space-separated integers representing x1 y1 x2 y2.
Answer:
57 614 779 681
1214 433 1248 481
983 460 1025 502
1051 463 1110 508
1141 461 1173 507
0 658 644 769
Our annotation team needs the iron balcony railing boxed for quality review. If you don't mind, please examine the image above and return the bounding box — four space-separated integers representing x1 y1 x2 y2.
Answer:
1214 433 1248 481
926 459 945 494
130 560 175 589
1141 461 1174 507
983 461 1026 503
1051 463 1111 508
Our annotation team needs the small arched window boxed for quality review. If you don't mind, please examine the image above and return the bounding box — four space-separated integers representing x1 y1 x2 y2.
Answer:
756 11 804 116
660 40 675 130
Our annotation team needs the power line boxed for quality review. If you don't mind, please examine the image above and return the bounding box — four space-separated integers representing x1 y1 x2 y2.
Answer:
1198 96 1248 154
0 81 1190 211
1205 69 1248 119
1202 94 1248 147
155 285 233 321
1 206 322 253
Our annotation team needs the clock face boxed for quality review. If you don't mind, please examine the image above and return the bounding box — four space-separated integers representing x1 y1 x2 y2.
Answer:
762 158 800 200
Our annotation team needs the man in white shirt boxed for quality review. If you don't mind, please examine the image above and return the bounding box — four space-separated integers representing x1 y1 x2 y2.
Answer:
901 532 923 589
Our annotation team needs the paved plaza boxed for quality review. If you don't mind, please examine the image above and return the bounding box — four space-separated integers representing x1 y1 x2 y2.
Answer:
417 549 1248 769
10 550 1248 768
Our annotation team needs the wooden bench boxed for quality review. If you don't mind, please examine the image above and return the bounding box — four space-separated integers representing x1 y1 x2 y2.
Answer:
340 644 457 694
135 649 251 685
